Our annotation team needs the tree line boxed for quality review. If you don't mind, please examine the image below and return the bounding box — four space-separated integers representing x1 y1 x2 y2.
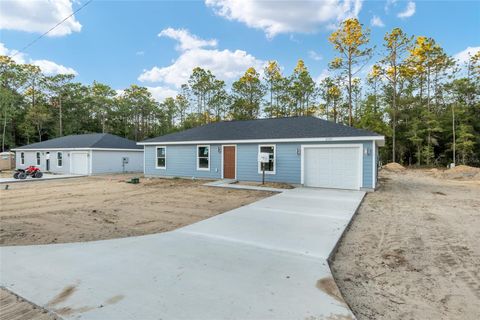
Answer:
1 19 479 166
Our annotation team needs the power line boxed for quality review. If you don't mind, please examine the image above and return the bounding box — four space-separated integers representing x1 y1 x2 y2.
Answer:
11 0 93 58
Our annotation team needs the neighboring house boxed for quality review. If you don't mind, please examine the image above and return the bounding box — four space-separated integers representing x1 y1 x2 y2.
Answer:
13 133 143 175
138 116 385 190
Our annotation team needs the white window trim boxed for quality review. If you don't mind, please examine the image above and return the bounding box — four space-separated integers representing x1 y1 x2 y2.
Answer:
57 152 63 167
20 152 25 165
196 145 210 171
36 152 41 165
155 146 167 169
258 144 276 175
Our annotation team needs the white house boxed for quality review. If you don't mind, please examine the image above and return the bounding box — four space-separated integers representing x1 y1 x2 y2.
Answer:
14 133 143 175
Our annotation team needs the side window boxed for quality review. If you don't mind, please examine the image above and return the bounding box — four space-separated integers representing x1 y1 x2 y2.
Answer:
258 145 275 174
156 147 166 169
57 152 63 167
197 145 210 170
36 152 40 165
21 152 25 165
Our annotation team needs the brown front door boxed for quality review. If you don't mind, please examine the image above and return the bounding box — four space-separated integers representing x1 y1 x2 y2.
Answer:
223 146 236 179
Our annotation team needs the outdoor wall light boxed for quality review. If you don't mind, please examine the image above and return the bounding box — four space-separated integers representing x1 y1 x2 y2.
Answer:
364 148 371 156
217 146 222 153
297 148 301 155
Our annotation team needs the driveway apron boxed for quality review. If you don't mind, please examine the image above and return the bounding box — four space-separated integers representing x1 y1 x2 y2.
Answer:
0 187 365 320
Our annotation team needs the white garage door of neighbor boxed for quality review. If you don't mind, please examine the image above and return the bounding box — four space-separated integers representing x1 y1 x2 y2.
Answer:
70 152 89 175
303 146 361 190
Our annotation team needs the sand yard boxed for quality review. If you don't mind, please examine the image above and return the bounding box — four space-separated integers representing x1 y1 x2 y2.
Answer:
331 166 480 319
0 175 273 246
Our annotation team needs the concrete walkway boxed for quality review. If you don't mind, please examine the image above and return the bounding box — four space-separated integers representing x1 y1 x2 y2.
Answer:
0 174 85 184
0 188 365 320
204 179 287 192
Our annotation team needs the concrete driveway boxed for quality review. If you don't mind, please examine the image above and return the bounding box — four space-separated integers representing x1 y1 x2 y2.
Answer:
0 187 365 320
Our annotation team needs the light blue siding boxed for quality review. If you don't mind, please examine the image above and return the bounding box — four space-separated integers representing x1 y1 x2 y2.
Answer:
144 140 375 188
15 150 70 174
236 143 301 183
91 150 143 174
144 144 222 179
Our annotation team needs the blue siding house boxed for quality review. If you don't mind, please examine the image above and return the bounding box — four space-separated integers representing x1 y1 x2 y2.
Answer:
139 117 384 190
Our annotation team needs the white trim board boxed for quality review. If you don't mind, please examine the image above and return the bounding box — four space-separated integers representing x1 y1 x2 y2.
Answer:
137 136 385 146
300 144 363 190
12 148 143 152
372 141 376 189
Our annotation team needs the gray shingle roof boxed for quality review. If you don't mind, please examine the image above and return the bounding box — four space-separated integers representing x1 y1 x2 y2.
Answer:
16 133 142 150
141 116 381 143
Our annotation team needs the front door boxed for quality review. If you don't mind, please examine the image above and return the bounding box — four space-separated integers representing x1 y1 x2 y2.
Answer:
223 146 236 179
45 152 50 171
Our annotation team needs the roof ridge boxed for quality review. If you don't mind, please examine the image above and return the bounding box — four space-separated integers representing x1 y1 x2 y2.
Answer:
216 115 313 124
90 133 111 148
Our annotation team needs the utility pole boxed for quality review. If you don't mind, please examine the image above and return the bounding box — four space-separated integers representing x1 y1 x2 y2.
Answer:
452 102 456 166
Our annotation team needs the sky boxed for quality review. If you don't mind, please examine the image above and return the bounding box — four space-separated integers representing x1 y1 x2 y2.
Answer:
0 0 479 101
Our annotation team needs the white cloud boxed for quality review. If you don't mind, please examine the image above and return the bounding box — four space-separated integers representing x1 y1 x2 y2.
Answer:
139 48 264 87
397 1 416 18
370 15 385 27
0 42 26 63
159 28 217 51
384 0 398 13
454 46 480 65
0 42 77 75
146 86 178 102
308 50 323 61
115 86 177 102
136 51 145 56
31 59 77 76
315 69 332 83
205 0 363 38
0 0 82 36
138 29 264 88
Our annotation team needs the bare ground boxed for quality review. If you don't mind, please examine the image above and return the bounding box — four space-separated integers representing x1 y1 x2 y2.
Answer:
331 169 480 320
0 175 273 246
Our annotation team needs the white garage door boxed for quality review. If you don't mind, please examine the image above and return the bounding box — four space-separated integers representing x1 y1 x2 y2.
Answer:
303 146 361 190
70 152 89 175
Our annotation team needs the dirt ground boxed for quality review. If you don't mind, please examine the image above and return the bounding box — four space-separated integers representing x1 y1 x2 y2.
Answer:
331 168 480 320
0 171 13 178
0 175 273 246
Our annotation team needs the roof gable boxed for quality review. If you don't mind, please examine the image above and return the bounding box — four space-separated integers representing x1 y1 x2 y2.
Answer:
140 116 381 144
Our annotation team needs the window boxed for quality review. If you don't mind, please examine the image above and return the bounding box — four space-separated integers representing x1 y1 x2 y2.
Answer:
57 152 63 167
20 152 25 165
36 152 40 165
156 146 166 169
197 145 210 170
258 145 276 174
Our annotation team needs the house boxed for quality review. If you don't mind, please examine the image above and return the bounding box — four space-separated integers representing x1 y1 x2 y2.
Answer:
138 116 385 190
13 133 143 175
